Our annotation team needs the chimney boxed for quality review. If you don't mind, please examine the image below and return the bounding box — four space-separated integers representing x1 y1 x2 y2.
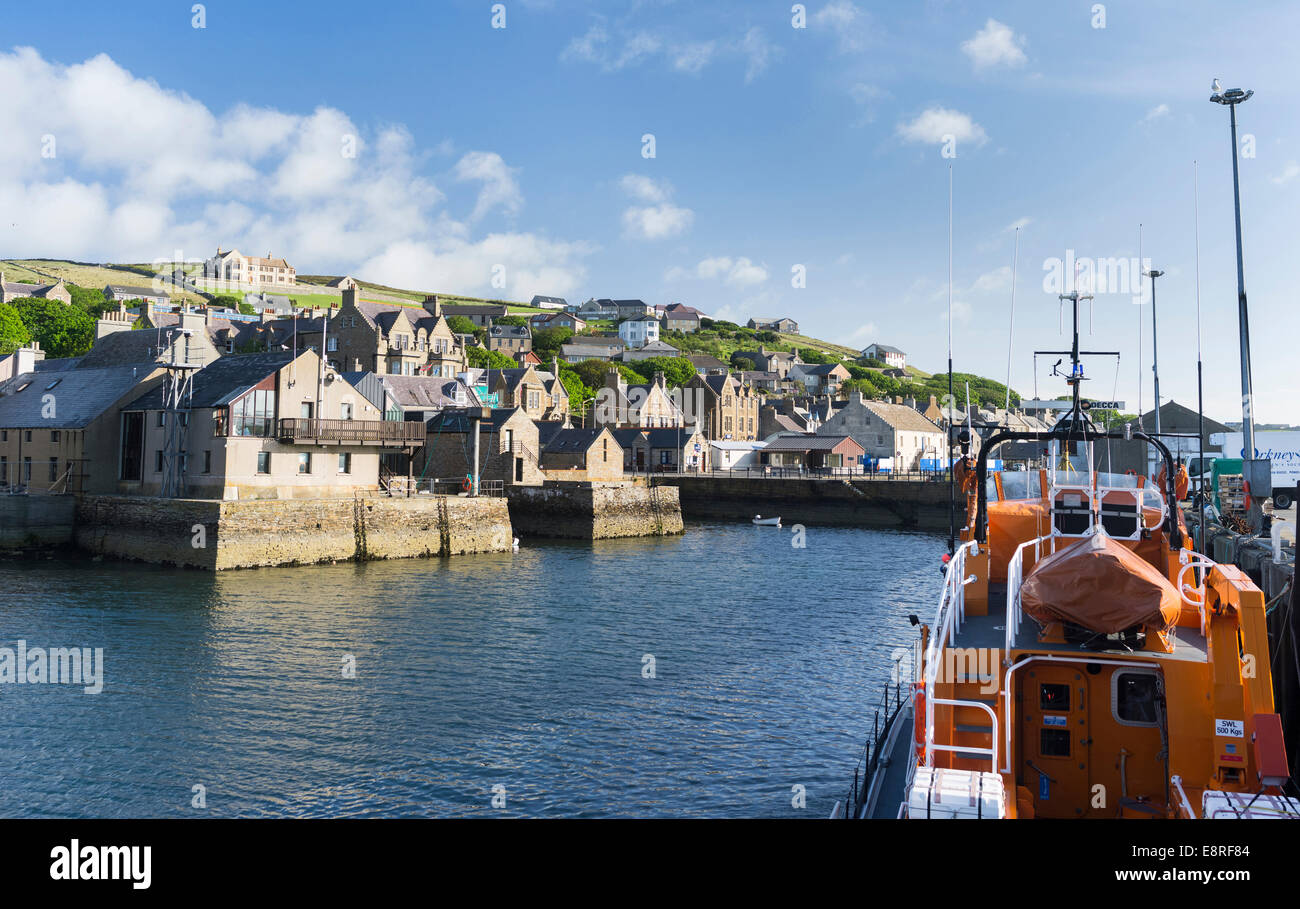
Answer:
14 343 42 376
423 294 441 318
606 365 622 393
552 356 559 377
653 370 666 389
342 287 358 311
929 394 938 408
849 389 864 406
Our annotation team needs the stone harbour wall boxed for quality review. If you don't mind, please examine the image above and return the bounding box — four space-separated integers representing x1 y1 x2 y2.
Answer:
0 495 76 550
75 494 512 570
507 481 684 540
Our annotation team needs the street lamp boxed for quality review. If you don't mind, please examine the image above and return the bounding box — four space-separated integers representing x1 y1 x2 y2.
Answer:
1209 79 1257 460
1144 268 1165 435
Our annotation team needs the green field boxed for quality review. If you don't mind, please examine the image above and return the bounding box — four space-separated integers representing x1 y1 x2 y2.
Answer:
0 259 206 303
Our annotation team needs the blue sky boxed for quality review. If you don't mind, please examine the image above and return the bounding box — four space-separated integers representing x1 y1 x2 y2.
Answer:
2 0 1298 424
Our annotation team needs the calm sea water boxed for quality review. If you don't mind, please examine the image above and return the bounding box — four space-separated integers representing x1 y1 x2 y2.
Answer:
0 522 941 818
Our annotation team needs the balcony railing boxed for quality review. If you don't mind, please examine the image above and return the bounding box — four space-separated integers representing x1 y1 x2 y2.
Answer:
277 418 425 446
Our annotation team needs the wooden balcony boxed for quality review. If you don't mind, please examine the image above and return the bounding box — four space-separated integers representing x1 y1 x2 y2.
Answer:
276 418 425 447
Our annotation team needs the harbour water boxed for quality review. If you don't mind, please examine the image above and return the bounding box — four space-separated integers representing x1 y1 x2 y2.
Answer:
0 522 940 818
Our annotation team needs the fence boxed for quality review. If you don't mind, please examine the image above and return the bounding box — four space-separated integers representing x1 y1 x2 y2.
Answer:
636 466 954 482
384 476 505 497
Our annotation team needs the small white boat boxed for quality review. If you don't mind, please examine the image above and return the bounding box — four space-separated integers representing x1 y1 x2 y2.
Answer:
512 537 520 551
752 515 782 526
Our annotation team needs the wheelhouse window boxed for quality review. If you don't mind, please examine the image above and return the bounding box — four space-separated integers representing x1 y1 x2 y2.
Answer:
1113 671 1161 727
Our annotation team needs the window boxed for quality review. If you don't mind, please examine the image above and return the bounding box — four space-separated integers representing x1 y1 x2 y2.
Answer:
155 450 164 473
232 389 276 437
257 451 271 474
327 337 338 352
0 431 5 441
157 412 165 428
1113 670 1161 727
338 453 351 474
120 412 144 481
48 458 58 482
340 401 354 420
203 450 212 474
298 453 312 474
24 430 31 442
300 402 313 419
1040 728 1071 757
51 431 60 442
1040 683 1070 712
22 457 31 483
0 457 5 483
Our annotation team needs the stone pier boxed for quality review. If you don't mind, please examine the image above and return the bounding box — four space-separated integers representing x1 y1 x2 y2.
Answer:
75 494 513 570
507 480 684 540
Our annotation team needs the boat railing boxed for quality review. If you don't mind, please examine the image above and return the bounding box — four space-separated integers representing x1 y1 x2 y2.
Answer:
1004 534 1061 653
923 540 997 771
834 669 908 819
1170 775 1197 819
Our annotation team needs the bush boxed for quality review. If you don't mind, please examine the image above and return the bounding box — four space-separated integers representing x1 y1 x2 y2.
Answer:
0 302 32 354
467 347 518 369
446 315 478 335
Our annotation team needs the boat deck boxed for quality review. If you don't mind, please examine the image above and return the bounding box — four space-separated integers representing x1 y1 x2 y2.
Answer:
868 705 914 819
954 584 1209 663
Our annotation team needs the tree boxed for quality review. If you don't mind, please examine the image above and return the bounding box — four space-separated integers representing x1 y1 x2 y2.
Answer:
859 356 887 368
66 283 110 317
558 365 595 424
446 315 478 335
467 346 518 369
532 326 573 361
12 298 95 358
842 376 881 398
495 315 529 328
622 356 696 388
0 303 32 354
732 354 758 372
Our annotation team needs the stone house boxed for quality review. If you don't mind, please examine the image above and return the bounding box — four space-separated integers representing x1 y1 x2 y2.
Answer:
441 303 508 327
530 295 568 310
529 311 587 333
594 367 683 429
789 361 851 395
561 338 625 363
104 284 170 307
819 391 944 471
0 272 72 305
747 317 799 334
748 346 803 378
535 424 623 481
685 372 761 441
572 298 618 320
328 288 466 377
487 323 532 354
119 349 418 499
487 364 569 421
0 363 166 493
611 426 709 472
422 407 546 486
204 248 296 287
658 303 704 332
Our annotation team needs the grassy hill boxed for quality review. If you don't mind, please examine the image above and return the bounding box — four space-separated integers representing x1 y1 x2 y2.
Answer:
1 258 208 304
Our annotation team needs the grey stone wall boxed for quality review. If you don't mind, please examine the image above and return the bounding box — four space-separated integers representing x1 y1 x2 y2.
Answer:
0 496 76 549
75 493 512 570
507 481 683 540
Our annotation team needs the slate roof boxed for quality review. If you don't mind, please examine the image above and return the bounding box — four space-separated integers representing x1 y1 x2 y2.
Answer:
686 354 728 370
0 365 157 428
441 303 508 317
864 343 904 355
105 284 166 299
488 324 531 339
428 407 520 434
534 419 567 449
76 331 171 368
122 351 296 411
531 295 568 307
862 400 944 434
542 427 606 453
764 434 863 452
376 375 475 409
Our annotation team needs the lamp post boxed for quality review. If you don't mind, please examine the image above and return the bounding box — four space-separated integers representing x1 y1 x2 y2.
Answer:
1209 79 1256 461
1144 268 1165 435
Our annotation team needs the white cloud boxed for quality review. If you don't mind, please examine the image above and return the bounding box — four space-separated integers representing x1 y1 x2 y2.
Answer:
813 1 872 53
620 175 693 240
961 19 1027 70
669 255 769 287
1141 103 1170 124
897 107 988 146
561 22 778 82
0 47 589 300
1271 161 1300 185
454 150 522 222
1005 216 1032 232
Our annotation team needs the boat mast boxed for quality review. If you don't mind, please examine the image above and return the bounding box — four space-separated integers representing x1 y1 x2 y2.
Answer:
947 164 955 555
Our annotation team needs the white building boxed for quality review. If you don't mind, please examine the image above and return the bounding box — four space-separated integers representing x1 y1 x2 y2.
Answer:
618 317 660 350
861 343 906 369
709 440 766 470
